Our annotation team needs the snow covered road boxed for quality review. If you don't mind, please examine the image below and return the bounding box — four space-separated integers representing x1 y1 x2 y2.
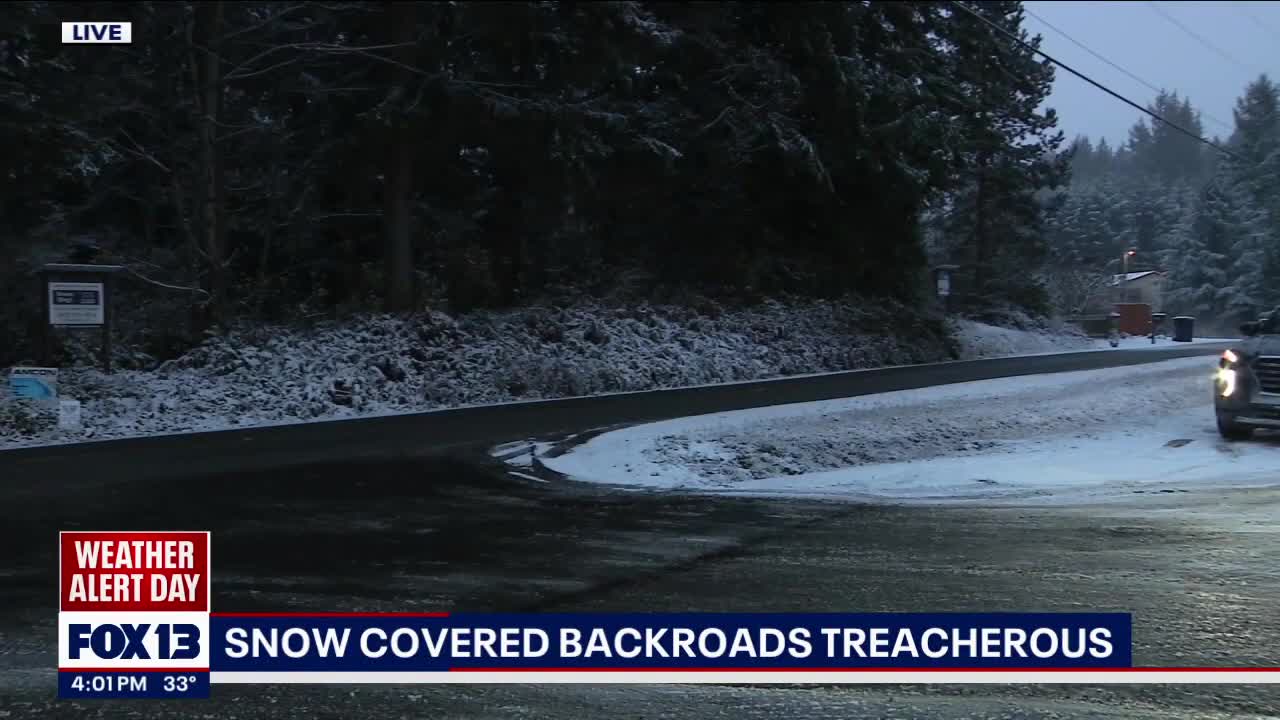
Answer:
520 356 1279 504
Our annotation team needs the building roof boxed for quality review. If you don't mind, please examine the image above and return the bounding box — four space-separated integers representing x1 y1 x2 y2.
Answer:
1111 271 1164 285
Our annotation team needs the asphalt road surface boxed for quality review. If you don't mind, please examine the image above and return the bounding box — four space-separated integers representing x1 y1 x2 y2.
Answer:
7 342 1280 719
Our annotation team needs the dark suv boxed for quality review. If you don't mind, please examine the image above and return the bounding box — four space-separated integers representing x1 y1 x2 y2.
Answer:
1215 312 1280 439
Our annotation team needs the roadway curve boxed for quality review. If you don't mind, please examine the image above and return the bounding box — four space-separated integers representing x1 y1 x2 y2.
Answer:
7 340 1280 720
2 343 1231 487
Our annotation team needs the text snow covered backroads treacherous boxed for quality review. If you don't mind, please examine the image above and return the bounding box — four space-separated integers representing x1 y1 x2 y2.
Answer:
211 613 1131 671
224 624 1116 661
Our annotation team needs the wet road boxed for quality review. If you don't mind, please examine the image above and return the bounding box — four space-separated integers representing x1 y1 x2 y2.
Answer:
4 449 1280 718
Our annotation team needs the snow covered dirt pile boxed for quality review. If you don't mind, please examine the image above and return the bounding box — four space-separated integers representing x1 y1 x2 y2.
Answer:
1 298 958 448
534 356 1277 502
0 296 1188 450
947 315 1094 358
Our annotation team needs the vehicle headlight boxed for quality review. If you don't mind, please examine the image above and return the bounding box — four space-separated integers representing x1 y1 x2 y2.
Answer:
1216 367 1237 397
1220 349 1239 368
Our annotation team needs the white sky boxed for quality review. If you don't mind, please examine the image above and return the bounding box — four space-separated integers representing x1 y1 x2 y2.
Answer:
1024 0 1280 145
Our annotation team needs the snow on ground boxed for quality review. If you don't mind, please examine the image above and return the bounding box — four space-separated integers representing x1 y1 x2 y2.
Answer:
532 356 1278 505
0 298 1232 450
949 318 1092 357
950 317 1229 357
1086 336 1232 350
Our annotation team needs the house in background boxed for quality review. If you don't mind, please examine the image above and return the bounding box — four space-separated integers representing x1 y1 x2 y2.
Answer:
1111 271 1166 310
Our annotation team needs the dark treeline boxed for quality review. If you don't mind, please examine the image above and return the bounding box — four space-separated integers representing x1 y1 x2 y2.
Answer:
1045 80 1280 325
1 1 1067 361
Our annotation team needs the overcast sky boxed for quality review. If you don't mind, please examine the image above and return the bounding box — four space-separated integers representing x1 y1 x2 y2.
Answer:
1023 0 1280 146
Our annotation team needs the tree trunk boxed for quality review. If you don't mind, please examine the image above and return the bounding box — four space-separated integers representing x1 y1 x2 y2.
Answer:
196 0 227 324
384 138 414 311
383 1 417 312
971 152 990 295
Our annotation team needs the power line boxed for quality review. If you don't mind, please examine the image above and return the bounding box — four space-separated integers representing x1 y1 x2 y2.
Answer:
1144 1 1255 74
1234 1 1280 36
1023 6 1234 133
1026 7 1162 96
948 1 1243 161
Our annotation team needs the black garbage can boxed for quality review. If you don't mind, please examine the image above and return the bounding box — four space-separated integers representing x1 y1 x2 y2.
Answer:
1172 316 1194 342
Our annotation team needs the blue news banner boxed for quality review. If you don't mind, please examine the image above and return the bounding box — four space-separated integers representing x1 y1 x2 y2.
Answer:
212 613 1132 673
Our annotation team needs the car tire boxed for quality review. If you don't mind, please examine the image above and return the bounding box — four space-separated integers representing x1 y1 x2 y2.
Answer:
1217 415 1253 441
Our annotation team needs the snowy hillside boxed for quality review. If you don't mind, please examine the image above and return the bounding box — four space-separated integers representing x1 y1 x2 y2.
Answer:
1 299 1127 449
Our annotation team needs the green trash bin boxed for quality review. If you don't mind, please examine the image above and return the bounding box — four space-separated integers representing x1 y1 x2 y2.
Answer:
1172 316 1194 342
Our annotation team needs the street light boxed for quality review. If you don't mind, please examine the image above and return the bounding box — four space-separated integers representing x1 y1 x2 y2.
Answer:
1121 249 1137 303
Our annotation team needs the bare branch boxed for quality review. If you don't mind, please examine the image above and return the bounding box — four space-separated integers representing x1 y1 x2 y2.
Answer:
118 128 172 173
225 54 306 81
221 4 308 42
123 265 211 297
288 86 379 94
216 126 262 143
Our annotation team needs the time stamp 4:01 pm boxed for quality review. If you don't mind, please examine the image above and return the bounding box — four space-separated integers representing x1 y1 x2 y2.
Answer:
60 671 207 698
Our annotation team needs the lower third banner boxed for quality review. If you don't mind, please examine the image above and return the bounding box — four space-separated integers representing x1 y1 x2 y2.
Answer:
208 612 1132 681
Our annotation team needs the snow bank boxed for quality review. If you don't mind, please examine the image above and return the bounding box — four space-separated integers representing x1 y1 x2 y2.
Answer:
948 318 1093 357
662 411 1279 506
533 356 1276 503
948 318 1230 357
0 298 1225 450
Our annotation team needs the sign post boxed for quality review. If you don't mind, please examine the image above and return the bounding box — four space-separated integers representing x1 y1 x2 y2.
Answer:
933 264 959 314
39 264 122 373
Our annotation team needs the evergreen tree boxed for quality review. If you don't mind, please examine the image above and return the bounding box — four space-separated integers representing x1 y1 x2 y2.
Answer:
1164 169 1262 320
4 0 1170 365
1227 75 1280 309
936 1 1068 312
1125 91 1206 184
1048 84 1275 320
1095 137 1115 176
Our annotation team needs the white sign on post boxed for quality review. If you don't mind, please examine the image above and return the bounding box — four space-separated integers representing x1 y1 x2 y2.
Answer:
936 272 951 297
58 399 83 431
48 281 105 326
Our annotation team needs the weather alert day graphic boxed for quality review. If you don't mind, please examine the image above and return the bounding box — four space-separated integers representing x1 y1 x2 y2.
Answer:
58 532 211 699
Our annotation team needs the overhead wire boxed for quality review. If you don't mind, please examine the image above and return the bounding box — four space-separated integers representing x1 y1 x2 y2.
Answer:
1232 1 1280 38
1144 1 1256 74
949 1 1243 161
1022 6 1234 133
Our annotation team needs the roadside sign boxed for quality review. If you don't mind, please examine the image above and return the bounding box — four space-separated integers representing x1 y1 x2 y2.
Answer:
937 272 951 297
48 281 105 326
39 264 121 373
58 399 82 430
9 367 59 400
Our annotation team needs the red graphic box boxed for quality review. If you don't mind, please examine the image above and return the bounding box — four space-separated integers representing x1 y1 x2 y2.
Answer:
60 531 210 613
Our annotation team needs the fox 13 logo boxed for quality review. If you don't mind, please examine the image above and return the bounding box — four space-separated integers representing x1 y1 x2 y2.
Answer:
68 622 202 661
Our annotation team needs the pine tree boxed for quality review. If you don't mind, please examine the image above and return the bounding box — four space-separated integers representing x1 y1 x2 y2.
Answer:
1095 137 1115 176
1164 170 1262 320
937 1 1068 312
1046 74 1280 322
1123 91 1206 184
1227 75 1280 309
